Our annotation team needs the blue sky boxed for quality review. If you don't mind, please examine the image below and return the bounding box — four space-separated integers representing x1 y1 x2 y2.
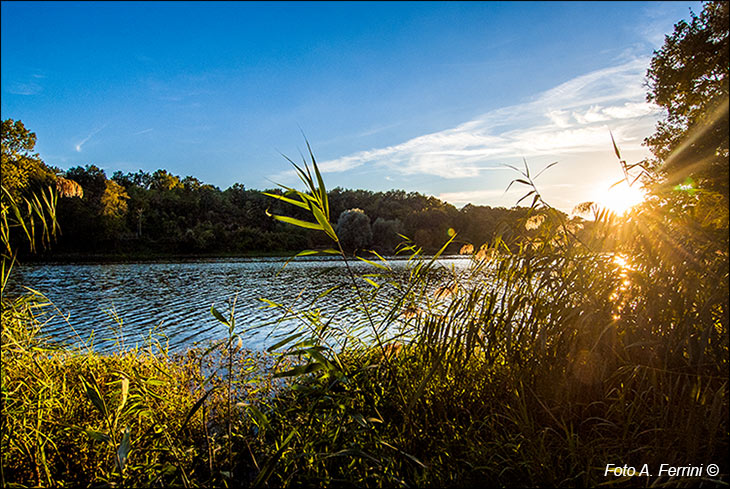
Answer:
1 1 702 211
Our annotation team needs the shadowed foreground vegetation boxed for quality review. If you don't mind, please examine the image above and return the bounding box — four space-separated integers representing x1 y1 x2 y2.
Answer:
2 3 729 486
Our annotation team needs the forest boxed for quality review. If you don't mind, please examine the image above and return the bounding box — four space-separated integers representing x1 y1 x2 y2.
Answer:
3 127 553 258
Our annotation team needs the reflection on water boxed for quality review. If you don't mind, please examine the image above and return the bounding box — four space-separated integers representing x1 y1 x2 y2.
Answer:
6 257 470 352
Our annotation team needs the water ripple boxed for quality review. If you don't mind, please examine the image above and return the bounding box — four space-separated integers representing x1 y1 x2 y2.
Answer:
6 257 472 352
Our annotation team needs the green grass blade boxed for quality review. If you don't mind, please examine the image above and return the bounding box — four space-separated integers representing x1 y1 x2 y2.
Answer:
270 214 324 231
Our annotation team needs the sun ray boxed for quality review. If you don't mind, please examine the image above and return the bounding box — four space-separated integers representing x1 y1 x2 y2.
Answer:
596 181 645 215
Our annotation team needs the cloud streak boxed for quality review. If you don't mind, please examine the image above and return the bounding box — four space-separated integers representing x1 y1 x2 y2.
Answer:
75 125 107 152
287 58 660 181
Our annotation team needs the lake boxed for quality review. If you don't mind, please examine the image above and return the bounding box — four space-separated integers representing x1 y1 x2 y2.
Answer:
5 256 472 352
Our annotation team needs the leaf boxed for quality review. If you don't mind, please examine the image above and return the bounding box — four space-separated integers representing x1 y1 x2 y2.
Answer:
310 204 337 241
80 374 109 421
380 440 426 468
610 130 622 161
266 332 306 352
118 377 129 413
258 298 281 308
324 448 381 465
262 192 309 210
534 161 558 179
609 179 625 189
273 362 324 378
363 277 380 289
293 249 320 257
530 193 540 209
282 345 327 357
116 427 131 473
502 163 522 174
351 412 368 428
369 249 390 264
308 349 336 371
308 141 330 220
317 284 343 300
84 428 111 443
271 214 324 231
515 190 537 206
210 305 229 326
247 405 271 431
179 388 216 434
514 178 531 187
356 256 390 270
253 429 296 488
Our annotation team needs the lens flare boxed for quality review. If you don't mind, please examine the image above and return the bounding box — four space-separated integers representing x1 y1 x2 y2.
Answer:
597 181 645 215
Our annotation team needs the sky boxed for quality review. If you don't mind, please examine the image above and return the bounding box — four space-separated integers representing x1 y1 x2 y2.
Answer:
1 1 703 211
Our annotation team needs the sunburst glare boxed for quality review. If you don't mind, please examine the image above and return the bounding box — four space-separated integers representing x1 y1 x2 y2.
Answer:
597 181 645 215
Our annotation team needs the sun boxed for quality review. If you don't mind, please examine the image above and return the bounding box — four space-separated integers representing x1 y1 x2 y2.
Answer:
596 181 645 215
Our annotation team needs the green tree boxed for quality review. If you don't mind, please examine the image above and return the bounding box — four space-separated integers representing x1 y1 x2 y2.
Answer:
336 208 372 254
1 119 56 199
151 169 182 191
372 217 404 254
645 0 728 198
65 165 108 211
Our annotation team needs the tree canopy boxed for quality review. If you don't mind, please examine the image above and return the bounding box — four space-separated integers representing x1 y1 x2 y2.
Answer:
1 119 56 199
645 0 729 199
336 208 373 254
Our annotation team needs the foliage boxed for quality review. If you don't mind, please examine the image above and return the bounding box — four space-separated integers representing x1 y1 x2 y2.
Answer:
0 291 278 487
645 0 729 198
252 139 728 487
1 119 57 200
100 179 130 219
32 162 530 258
0 122 533 258
372 216 404 254
336 208 373 254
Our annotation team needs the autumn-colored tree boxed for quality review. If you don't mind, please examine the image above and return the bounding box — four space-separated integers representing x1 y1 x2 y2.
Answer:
100 179 130 219
1 119 56 199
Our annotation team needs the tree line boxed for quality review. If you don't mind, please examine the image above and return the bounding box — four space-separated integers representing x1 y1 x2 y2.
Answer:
2 124 547 258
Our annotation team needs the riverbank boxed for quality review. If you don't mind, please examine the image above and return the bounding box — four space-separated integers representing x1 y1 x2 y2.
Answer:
3 285 727 487
3 232 728 487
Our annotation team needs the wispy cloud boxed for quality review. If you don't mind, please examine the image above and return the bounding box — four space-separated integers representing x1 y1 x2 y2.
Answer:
273 57 660 183
4 69 48 96
6 81 43 95
132 128 154 136
75 125 107 152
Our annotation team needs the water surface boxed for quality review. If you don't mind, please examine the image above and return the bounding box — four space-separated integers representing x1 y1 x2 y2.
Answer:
7 256 470 352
